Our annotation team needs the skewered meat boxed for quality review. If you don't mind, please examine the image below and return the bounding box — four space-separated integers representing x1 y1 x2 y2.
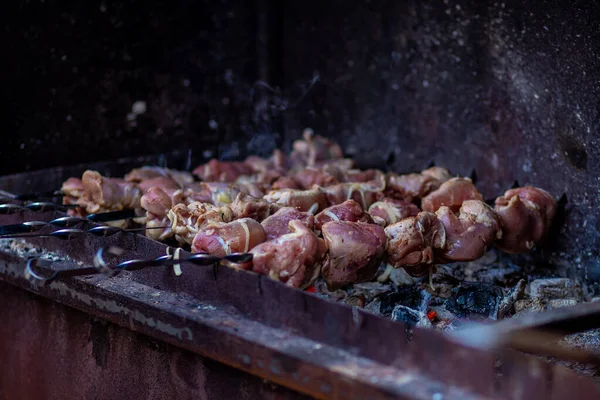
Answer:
422 166 452 181
61 177 84 205
421 177 482 213
193 159 253 182
313 158 354 172
368 198 420 226
141 187 175 218
342 169 385 184
261 207 314 240
168 202 234 245
229 193 281 221
321 182 384 209
137 176 181 195
386 167 450 202
385 212 446 276
435 200 502 261
125 166 194 186
321 221 387 289
251 220 324 288
243 155 275 174
314 200 374 231
272 176 301 190
80 170 142 213
141 188 176 240
58 131 558 292
289 128 344 168
191 218 266 256
494 186 557 253
263 188 328 213
293 167 340 189
184 182 263 206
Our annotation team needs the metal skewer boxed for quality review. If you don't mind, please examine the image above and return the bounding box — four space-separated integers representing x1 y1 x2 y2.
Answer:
0 225 168 240
24 247 253 285
0 210 140 236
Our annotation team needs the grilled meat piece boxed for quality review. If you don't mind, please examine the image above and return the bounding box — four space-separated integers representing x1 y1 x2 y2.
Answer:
193 159 253 182
61 177 84 205
385 211 446 276
342 169 385 184
321 221 387 289
125 166 194 186
263 188 328 213
320 168 385 209
494 186 557 253
293 167 340 189
271 176 302 190
261 207 315 241
436 200 502 261
386 167 451 202
184 182 263 206
289 129 344 168
368 198 421 227
141 187 177 240
251 220 324 288
421 177 482 213
229 193 281 221
422 166 452 181
137 176 181 194
313 158 354 172
168 202 234 245
314 199 374 231
80 170 142 213
321 181 384 210
191 218 266 256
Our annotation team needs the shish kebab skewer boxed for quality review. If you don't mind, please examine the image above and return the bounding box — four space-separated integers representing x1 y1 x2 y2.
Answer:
23 131 557 291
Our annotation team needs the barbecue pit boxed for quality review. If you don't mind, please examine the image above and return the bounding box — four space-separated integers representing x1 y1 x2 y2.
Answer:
3 1 600 399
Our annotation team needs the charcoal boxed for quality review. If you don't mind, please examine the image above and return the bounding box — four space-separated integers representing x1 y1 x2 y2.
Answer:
529 278 583 302
445 282 504 320
349 282 394 302
379 286 431 317
391 305 431 328
389 267 417 286
363 299 382 316
497 279 526 319
469 263 523 287
513 298 545 314
547 298 579 309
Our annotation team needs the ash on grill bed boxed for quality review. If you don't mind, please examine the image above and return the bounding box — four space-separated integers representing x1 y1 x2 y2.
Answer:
313 248 593 331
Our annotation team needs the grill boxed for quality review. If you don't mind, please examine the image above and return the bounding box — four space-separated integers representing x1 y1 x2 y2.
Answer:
2 1 600 399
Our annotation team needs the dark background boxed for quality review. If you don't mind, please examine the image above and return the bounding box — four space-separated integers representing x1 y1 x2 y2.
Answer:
1 0 600 277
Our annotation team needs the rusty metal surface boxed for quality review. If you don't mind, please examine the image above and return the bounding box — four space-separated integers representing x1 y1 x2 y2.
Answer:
0 252 485 400
0 282 311 400
2 246 600 400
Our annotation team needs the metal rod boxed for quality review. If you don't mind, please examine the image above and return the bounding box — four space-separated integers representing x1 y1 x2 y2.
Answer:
0 224 168 240
0 211 146 237
24 247 253 285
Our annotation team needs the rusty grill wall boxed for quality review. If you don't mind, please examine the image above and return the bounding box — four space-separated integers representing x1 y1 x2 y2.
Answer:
2 0 600 281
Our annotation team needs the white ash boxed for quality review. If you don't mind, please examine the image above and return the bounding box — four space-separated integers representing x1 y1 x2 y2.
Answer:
546 298 579 309
529 278 584 302
0 239 68 263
